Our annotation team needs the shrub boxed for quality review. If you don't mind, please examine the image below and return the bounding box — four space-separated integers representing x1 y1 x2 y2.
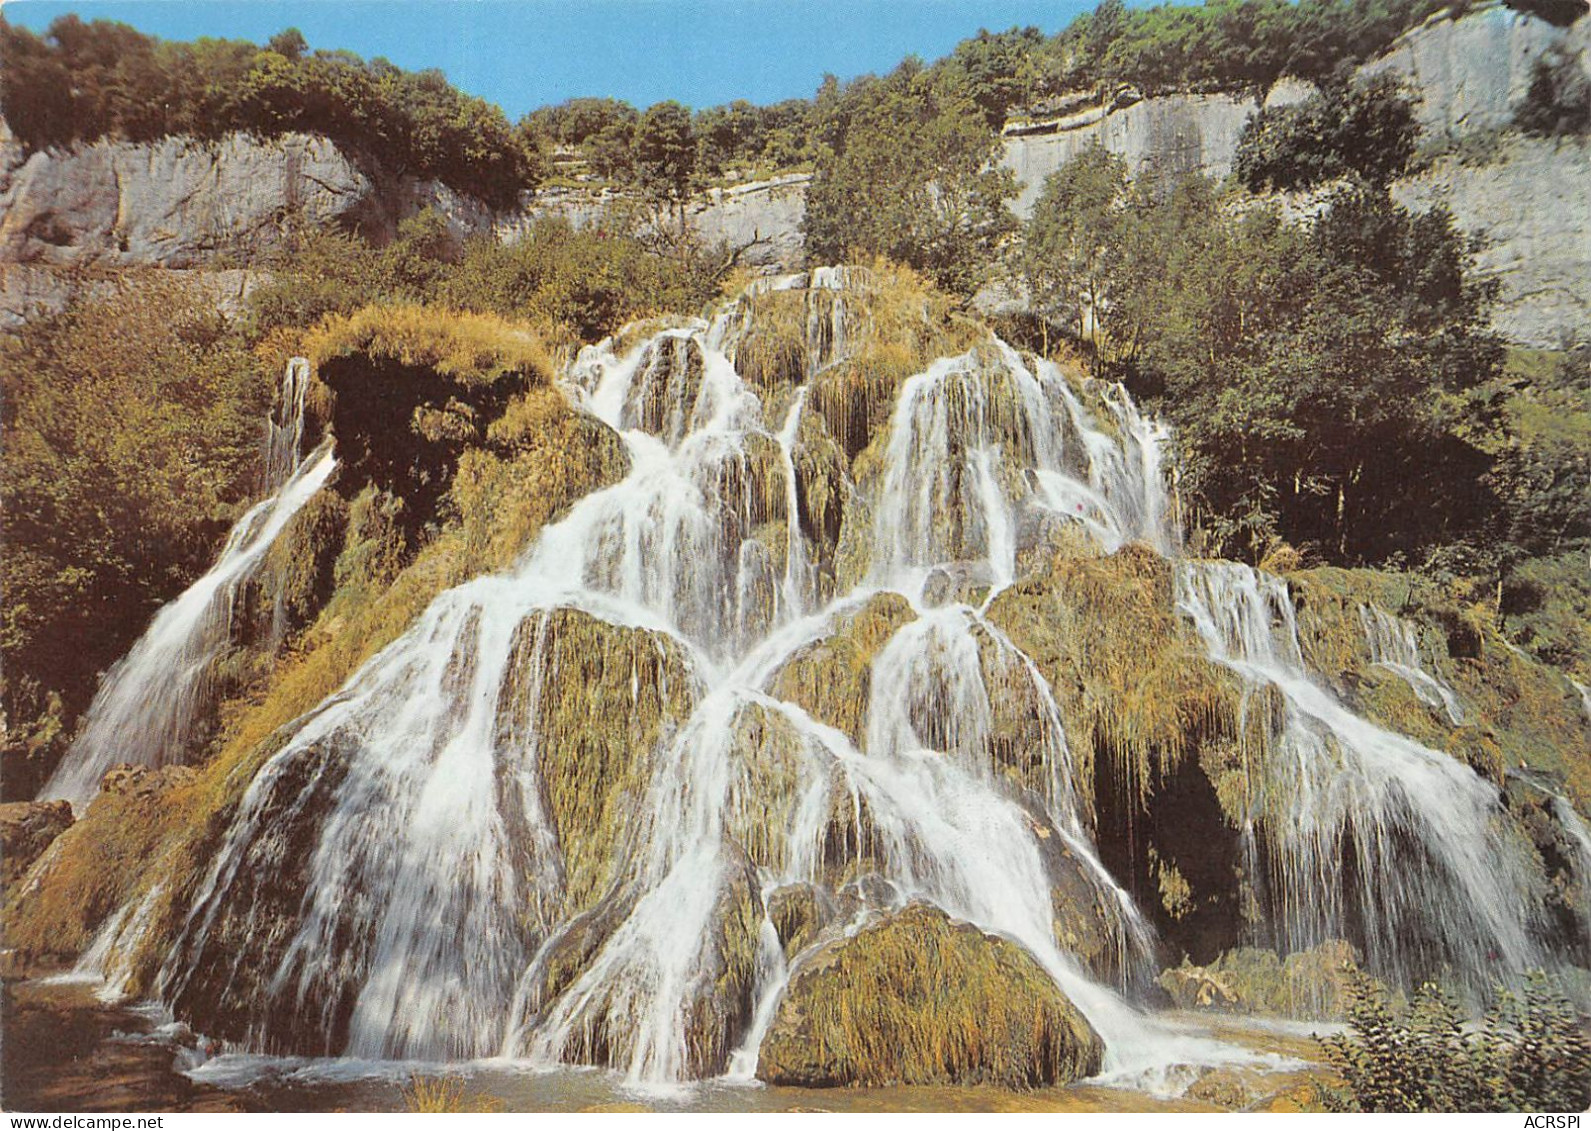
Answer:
1236 73 1419 191
1515 48 1591 138
1320 971 1591 1112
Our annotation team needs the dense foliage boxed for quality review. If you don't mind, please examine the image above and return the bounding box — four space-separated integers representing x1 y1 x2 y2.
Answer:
1235 73 1419 190
249 209 727 343
0 16 540 206
1514 46 1591 136
1 282 269 789
1031 0 1452 100
1319 972 1591 1112
1025 154 1506 564
803 61 1019 295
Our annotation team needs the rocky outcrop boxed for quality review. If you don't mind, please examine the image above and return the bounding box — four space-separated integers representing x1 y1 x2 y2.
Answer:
1362 4 1590 137
0 131 372 268
0 800 73 892
1003 93 1257 216
1157 941 1362 1019
1394 135 1591 347
689 175 809 267
756 902 1104 1088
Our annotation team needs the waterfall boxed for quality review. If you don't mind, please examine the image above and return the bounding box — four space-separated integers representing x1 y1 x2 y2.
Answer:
265 356 311 487
1553 796 1591 937
41 361 336 812
104 272 1575 1090
147 280 1204 1085
1176 562 1543 989
1359 603 1465 724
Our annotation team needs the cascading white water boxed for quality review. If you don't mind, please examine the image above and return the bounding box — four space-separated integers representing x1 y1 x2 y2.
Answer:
144 278 1202 1085
1176 562 1543 988
102 272 1578 1093
41 360 336 812
1358 603 1465 724
871 341 1169 602
265 357 311 487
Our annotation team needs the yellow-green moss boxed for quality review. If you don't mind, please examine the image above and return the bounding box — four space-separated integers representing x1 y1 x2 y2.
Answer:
766 593 916 747
501 607 699 917
1288 566 1591 805
988 544 1245 823
306 304 556 386
756 902 1103 1088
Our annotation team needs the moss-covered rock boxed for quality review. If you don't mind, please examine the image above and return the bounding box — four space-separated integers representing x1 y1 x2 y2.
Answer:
3 765 194 966
498 607 699 918
1288 566 1591 805
549 848 763 1078
756 902 1103 1088
989 544 1244 821
1157 940 1362 1020
0 800 73 895
765 593 915 747
767 882 846 958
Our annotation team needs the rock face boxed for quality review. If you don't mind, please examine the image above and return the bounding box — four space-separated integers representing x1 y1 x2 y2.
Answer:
0 131 371 267
0 800 73 892
689 174 809 267
1361 5 1590 137
1394 136 1591 347
1003 93 1258 216
756 903 1104 1088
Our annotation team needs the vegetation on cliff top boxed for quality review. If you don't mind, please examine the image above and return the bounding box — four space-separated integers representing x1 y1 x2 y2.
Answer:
0 16 539 207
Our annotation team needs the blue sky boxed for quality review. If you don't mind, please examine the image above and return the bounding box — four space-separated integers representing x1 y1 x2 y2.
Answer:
4 1 1104 119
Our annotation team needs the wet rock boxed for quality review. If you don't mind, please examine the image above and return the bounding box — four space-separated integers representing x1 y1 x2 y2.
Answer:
549 849 762 1078
499 606 699 917
1157 941 1362 1019
766 882 840 957
756 902 1103 1088
4 764 196 967
0 800 73 891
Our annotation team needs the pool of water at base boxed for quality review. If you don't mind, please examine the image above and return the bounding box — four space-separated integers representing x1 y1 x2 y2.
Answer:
1 976 1336 1114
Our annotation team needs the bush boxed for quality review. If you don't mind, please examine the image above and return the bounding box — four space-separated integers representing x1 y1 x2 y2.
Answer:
1515 48 1591 138
437 219 726 340
1236 73 1419 191
1320 971 1591 1112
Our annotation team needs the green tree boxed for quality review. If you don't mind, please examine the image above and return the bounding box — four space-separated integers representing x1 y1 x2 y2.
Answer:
941 26 1044 127
633 101 699 212
1021 145 1128 344
803 61 1017 294
1024 154 1504 564
1236 72 1419 191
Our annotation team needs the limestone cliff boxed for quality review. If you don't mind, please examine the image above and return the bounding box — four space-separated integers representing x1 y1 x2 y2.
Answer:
0 6 1585 344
